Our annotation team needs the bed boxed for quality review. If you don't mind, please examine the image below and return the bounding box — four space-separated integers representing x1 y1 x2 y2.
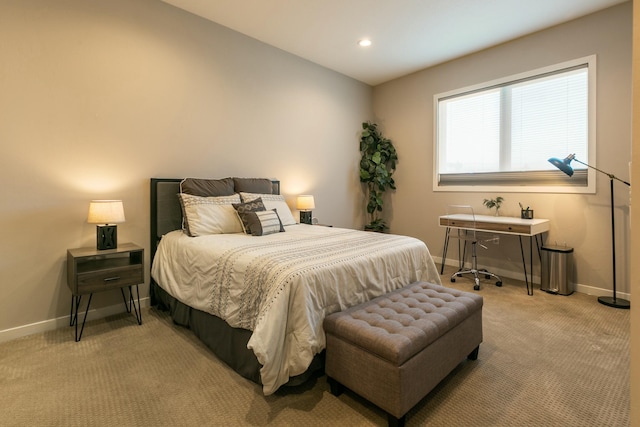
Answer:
149 177 442 395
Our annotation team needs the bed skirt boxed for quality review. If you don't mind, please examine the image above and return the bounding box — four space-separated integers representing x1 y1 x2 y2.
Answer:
150 281 323 389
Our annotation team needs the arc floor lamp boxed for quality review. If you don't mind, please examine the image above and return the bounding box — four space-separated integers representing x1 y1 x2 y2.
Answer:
548 154 630 309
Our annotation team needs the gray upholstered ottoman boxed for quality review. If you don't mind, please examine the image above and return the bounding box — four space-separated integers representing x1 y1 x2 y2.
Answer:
324 281 483 427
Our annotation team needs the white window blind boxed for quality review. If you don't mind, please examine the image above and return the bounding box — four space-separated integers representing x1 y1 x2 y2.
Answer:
435 56 595 191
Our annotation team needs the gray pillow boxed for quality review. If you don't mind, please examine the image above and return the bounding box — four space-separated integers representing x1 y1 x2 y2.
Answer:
233 178 273 194
180 177 235 197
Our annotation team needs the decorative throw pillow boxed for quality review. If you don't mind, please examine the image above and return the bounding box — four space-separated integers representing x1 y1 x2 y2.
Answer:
179 193 243 236
232 198 267 234
239 192 297 226
245 209 285 236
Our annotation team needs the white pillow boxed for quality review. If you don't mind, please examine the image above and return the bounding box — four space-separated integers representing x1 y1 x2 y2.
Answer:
179 193 243 236
239 192 297 226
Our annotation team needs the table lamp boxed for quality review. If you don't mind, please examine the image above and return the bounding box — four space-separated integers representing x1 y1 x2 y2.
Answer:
87 200 125 250
296 195 315 224
548 153 630 309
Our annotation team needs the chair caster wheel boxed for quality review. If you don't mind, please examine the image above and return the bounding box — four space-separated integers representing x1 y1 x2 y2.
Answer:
451 278 456 283
473 284 480 291
485 274 491 279
496 281 502 287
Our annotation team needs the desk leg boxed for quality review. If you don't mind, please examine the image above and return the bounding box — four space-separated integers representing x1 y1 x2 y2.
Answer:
440 227 451 274
530 236 534 295
535 234 544 260
518 236 533 296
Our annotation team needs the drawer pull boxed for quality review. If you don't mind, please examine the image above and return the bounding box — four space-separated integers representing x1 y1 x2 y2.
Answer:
103 276 121 282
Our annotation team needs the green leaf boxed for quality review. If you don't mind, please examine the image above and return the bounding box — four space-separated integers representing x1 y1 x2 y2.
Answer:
371 151 381 164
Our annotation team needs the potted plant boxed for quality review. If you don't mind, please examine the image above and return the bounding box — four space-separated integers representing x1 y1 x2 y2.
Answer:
359 122 398 232
483 196 504 216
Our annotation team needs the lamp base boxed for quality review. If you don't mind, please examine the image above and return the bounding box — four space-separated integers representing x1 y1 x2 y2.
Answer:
96 225 117 250
300 211 312 225
597 296 630 309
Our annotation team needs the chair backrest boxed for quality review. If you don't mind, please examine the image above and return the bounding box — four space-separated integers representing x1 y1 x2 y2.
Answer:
445 205 478 241
445 204 500 247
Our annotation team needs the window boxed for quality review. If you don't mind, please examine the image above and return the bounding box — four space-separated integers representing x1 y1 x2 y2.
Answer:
434 56 596 193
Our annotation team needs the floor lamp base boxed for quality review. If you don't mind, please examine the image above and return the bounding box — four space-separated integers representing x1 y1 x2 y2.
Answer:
597 296 630 309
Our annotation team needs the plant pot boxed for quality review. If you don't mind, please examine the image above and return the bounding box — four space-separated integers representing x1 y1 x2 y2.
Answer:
521 209 534 219
364 225 388 233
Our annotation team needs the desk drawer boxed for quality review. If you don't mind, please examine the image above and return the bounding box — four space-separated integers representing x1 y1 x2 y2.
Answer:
440 218 531 235
440 218 476 229
482 222 530 234
77 265 143 294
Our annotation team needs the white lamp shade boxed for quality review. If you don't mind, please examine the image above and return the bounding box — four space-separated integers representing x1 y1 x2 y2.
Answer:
296 195 315 210
87 200 125 224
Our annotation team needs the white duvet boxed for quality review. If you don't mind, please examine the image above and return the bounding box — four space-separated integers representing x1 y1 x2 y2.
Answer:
151 224 441 395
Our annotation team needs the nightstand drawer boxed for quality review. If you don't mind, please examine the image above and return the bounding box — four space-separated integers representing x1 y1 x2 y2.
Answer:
76 265 143 294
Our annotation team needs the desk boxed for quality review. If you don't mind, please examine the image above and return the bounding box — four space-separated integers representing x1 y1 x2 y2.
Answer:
439 214 550 295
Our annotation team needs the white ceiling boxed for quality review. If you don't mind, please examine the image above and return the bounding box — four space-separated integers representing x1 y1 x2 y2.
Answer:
161 0 628 86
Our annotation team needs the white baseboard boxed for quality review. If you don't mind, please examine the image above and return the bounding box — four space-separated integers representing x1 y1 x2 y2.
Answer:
433 256 631 301
0 297 150 344
574 283 631 300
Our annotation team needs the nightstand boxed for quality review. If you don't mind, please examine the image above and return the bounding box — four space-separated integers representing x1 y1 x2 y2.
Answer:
67 243 144 341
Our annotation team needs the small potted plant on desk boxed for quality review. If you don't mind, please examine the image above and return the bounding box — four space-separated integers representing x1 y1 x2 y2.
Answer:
483 196 504 216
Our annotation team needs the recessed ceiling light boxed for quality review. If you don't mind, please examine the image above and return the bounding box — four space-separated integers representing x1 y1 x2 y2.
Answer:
358 39 372 47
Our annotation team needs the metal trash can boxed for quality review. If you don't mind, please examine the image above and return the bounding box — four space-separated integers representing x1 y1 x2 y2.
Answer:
541 245 574 295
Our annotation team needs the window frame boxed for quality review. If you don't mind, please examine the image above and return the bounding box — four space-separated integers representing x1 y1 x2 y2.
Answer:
433 55 597 194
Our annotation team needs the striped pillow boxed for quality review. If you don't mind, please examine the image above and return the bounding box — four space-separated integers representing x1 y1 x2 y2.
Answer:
245 209 284 236
232 198 266 234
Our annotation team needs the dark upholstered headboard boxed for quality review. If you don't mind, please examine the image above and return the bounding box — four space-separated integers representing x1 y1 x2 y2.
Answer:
149 178 280 262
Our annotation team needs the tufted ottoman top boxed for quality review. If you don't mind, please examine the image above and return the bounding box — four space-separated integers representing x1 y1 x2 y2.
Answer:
323 282 483 366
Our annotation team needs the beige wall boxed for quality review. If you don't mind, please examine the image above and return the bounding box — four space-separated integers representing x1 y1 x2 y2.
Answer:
0 0 372 334
630 1 638 424
373 3 633 298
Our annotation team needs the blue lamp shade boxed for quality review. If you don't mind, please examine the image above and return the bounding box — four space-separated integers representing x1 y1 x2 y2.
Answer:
87 200 125 250
548 154 575 177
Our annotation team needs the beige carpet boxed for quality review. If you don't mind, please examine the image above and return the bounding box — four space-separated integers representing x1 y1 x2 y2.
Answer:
0 268 629 426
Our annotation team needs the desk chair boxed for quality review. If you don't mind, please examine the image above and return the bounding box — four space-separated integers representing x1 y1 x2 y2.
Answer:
444 205 502 291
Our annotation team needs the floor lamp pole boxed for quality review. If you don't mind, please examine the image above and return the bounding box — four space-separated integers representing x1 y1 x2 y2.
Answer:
597 177 630 309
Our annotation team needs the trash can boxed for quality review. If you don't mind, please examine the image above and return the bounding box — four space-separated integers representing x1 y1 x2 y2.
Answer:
541 245 574 295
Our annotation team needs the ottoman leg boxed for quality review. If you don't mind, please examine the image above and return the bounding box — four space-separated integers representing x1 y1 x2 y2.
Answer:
467 345 480 360
327 376 344 396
